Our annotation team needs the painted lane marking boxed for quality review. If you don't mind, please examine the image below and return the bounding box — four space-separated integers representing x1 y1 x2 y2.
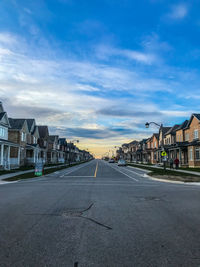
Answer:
122 167 144 177
108 164 139 182
59 161 94 177
94 161 98 178
61 176 94 178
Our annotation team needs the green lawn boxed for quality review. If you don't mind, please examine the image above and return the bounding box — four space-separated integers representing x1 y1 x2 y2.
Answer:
128 163 200 182
3 161 88 182
0 165 34 176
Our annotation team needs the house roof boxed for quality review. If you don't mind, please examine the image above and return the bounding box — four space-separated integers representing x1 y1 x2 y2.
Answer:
59 138 67 145
153 133 159 138
128 140 138 146
38 126 49 138
26 119 35 132
161 126 171 135
165 124 180 136
186 114 200 129
48 135 59 142
176 120 189 131
122 143 129 147
193 113 200 120
0 112 6 121
140 139 148 144
9 118 26 130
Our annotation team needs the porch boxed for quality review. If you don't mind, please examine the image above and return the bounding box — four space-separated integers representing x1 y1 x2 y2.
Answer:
0 140 20 170
26 145 41 165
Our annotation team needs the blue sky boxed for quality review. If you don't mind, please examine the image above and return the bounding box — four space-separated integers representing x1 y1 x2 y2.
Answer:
0 0 200 157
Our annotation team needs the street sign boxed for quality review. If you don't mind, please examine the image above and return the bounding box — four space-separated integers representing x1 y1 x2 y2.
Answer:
161 151 167 157
35 162 44 176
162 156 167 161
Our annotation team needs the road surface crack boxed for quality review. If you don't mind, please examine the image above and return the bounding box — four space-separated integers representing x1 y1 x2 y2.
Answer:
25 203 112 230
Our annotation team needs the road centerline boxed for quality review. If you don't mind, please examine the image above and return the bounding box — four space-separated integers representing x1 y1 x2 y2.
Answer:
94 161 99 178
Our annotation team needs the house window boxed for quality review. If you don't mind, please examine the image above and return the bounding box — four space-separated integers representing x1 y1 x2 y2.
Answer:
194 130 199 140
195 148 200 160
185 133 189 141
189 148 193 161
154 142 156 148
0 127 5 137
21 132 26 142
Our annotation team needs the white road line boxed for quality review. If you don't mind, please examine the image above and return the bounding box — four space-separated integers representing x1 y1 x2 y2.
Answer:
122 167 145 177
61 176 94 178
59 161 94 177
108 164 139 182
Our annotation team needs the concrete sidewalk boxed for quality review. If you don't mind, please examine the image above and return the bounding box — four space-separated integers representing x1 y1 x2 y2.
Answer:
129 163 200 176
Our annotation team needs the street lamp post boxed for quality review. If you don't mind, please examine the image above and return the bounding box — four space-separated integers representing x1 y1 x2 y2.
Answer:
145 122 163 128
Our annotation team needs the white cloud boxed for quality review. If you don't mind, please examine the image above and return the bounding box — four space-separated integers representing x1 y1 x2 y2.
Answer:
95 44 158 64
0 31 199 157
167 4 188 20
0 33 17 45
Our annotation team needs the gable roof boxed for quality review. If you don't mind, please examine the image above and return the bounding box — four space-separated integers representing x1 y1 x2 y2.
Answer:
48 135 59 142
0 112 6 120
186 114 200 128
9 118 27 130
128 140 138 145
160 126 171 135
59 138 67 145
122 143 129 147
38 126 49 138
153 133 159 139
0 112 10 128
26 119 35 132
176 120 189 131
165 124 180 136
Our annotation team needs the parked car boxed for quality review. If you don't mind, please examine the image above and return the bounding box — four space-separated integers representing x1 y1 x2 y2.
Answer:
118 159 126 166
108 159 115 163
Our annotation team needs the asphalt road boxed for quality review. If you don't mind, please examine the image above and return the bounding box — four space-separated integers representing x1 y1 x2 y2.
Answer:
1 160 200 267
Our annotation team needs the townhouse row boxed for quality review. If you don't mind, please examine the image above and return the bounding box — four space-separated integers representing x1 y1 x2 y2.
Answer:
117 113 200 168
0 102 92 170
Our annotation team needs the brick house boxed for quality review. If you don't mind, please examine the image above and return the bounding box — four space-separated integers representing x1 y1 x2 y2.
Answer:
163 124 180 161
184 114 200 167
0 102 20 169
146 134 159 164
136 139 148 163
146 137 152 163
25 119 41 165
172 120 189 167
8 118 30 166
38 126 49 164
128 140 139 162
58 138 68 163
47 135 59 164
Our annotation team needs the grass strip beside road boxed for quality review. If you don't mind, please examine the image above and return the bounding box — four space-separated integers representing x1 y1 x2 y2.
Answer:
3 161 88 182
128 163 200 183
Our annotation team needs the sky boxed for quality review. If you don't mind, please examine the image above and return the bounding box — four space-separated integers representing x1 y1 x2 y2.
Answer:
0 0 200 158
